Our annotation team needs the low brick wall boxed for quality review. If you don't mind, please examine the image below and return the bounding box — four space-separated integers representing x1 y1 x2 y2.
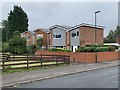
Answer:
35 51 119 63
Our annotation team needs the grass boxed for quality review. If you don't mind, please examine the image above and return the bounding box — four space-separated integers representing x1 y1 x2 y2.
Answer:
2 63 68 74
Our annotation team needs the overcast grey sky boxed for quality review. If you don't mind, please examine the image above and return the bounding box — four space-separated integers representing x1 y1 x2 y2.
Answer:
1 2 118 37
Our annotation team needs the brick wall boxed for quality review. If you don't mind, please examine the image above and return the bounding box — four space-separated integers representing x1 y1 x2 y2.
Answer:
21 31 34 46
80 26 103 47
34 30 48 47
35 51 118 63
66 32 70 49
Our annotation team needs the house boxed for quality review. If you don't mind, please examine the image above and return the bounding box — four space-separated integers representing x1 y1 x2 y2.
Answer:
34 28 49 50
69 23 104 52
21 31 35 46
49 23 104 52
49 25 71 49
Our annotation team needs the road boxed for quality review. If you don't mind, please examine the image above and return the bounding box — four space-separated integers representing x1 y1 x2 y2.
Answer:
15 66 119 88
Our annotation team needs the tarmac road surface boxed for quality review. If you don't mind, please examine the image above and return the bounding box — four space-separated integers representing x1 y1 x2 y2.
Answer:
15 66 119 88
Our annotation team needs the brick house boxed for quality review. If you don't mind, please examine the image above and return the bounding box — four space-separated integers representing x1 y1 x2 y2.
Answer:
49 23 104 52
21 31 35 46
69 23 104 52
34 28 49 50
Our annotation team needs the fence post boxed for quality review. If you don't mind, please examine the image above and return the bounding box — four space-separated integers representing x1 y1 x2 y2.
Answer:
56 56 59 66
41 55 42 68
27 55 29 69
2 61 5 71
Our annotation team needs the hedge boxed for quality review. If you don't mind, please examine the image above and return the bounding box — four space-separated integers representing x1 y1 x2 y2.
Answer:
49 48 71 52
76 46 116 52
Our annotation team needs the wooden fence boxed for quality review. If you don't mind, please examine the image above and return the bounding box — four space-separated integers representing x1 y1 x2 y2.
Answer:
0 54 70 71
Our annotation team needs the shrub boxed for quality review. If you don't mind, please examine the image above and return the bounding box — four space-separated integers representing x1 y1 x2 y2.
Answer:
2 42 9 52
108 46 116 51
9 31 27 55
49 48 71 52
27 45 36 54
97 47 109 52
77 46 115 52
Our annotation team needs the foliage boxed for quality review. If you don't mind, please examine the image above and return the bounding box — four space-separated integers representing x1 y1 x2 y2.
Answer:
76 46 116 52
9 31 27 54
37 38 43 49
1 20 9 42
49 48 71 52
1 42 9 52
104 26 120 43
27 45 37 54
8 5 29 39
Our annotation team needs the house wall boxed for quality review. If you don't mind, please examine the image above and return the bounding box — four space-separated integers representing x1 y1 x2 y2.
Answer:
21 32 35 46
70 28 80 46
52 28 66 47
80 26 103 47
34 30 48 47
66 32 70 49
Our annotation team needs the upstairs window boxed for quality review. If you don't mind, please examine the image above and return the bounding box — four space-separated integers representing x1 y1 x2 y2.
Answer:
53 33 61 38
37 34 43 40
71 31 79 37
26 36 30 41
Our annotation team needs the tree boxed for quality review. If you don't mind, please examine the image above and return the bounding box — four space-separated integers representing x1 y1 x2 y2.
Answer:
1 20 9 42
104 30 116 43
37 38 43 49
9 31 27 54
8 5 29 38
104 26 120 43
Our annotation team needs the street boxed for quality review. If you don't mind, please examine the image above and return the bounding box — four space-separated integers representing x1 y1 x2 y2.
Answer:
14 66 119 88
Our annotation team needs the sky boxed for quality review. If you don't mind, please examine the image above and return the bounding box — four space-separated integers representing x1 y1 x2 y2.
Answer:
1 1 119 37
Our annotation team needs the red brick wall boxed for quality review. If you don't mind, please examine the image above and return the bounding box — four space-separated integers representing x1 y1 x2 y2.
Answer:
80 26 103 47
97 52 118 62
34 30 48 46
21 32 34 46
66 32 70 49
35 51 118 63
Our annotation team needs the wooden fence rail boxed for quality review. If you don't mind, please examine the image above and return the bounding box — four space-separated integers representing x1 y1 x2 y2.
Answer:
0 54 70 71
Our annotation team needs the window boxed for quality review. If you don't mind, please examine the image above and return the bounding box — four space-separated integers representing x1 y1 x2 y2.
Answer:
37 34 43 39
71 31 79 37
53 34 56 38
53 33 61 38
72 32 76 37
56 34 61 38
26 36 30 41
77 31 79 36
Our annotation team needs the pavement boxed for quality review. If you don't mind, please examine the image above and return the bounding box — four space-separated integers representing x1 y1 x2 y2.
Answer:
1 60 120 88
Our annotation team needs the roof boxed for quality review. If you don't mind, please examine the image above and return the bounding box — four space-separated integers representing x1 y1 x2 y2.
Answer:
21 31 34 35
69 23 105 31
49 25 71 31
34 28 49 33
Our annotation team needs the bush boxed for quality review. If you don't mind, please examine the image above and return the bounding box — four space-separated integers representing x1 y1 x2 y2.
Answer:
9 31 27 55
97 47 109 52
49 48 71 52
77 46 115 52
27 45 36 54
108 46 116 51
2 42 9 52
